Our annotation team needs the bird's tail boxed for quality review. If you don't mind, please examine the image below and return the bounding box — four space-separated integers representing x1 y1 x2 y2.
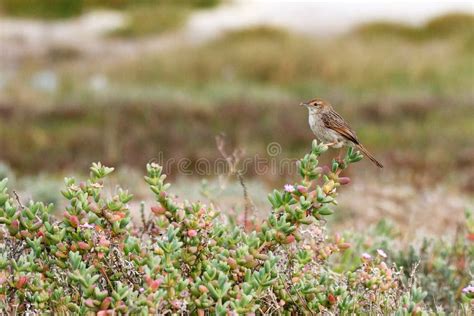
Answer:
356 144 384 168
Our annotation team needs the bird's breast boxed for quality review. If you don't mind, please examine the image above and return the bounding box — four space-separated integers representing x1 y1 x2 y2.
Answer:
308 112 340 143
308 113 325 135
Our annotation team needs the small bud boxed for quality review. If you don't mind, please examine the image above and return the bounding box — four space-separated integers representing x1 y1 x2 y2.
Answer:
227 258 237 268
78 241 90 250
338 177 351 185
297 185 308 194
338 242 351 250
150 279 161 291
151 205 166 215
100 297 112 310
20 230 32 238
187 229 198 237
90 203 100 213
69 215 80 228
285 235 296 244
11 219 19 230
198 285 209 293
16 276 28 289
328 293 337 305
84 298 95 308
99 236 110 247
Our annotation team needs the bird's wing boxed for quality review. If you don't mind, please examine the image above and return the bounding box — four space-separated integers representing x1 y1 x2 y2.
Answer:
321 110 360 145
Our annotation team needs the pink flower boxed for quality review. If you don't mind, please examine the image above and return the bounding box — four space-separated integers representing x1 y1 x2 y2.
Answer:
297 185 307 194
284 184 295 193
187 229 198 237
462 285 474 294
80 223 95 229
362 253 372 260
376 249 387 258
99 235 110 247
84 298 95 307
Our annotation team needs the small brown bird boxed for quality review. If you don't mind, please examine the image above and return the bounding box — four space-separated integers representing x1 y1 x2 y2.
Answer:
301 98 383 168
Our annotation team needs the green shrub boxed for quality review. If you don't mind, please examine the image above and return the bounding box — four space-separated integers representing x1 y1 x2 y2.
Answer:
109 4 191 38
354 13 474 41
0 0 222 19
0 141 471 313
0 0 85 19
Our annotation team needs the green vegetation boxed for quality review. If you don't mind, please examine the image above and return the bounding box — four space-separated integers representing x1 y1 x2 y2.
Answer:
109 0 221 37
1 100 473 177
0 0 221 36
1 141 472 313
355 13 474 41
0 0 220 19
1 14 473 177
0 0 85 19
106 17 473 99
109 4 191 37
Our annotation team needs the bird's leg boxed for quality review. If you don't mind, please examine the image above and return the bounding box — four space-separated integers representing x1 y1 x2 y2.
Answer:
335 148 345 175
337 148 343 161
324 141 337 147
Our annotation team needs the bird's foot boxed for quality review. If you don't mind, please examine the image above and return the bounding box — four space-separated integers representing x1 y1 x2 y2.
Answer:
324 141 337 147
336 148 345 163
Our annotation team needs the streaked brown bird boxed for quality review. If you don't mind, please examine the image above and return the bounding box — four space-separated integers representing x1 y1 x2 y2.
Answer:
301 98 383 168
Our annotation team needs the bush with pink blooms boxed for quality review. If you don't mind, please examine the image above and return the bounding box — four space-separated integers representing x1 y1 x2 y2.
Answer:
0 141 472 314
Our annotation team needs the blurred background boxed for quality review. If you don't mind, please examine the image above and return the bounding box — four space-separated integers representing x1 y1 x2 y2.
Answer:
0 0 473 239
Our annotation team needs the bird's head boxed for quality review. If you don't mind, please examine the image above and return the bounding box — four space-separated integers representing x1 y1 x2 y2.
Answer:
300 98 329 111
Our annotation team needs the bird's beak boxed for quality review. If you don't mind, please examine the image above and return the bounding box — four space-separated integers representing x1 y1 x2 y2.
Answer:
300 102 308 107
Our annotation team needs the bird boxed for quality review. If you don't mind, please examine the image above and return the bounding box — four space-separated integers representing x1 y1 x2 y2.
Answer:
300 98 383 168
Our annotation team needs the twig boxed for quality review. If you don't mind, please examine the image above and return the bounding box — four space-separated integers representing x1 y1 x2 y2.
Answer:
13 190 25 210
215 134 256 230
277 273 315 315
100 266 114 290
408 260 420 290
139 201 149 235
237 171 254 230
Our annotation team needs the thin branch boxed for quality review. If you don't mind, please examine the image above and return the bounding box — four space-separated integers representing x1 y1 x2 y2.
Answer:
278 273 314 315
13 190 25 210
215 134 256 231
